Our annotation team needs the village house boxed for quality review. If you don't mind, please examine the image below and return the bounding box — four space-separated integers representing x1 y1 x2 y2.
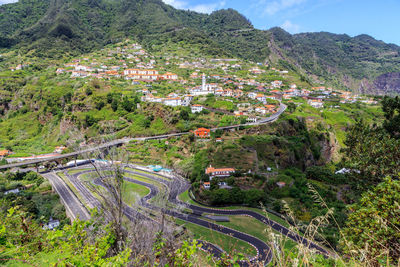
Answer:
255 106 267 115
194 128 211 138
190 72 199 79
75 65 93 72
308 99 324 108
182 95 194 106
265 104 277 113
106 70 121 78
265 95 278 100
256 94 266 103
167 92 179 98
247 117 258 123
65 63 78 68
247 92 258 99
71 71 89 78
191 104 204 113
283 94 292 100
215 89 224 96
205 165 236 180
284 89 300 96
43 218 60 230
160 72 178 80
301 89 311 96
222 89 233 97
56 68 65 74
276 182 286 188
0 150 10 158
124 69 159 81
249 67 264 74
271 80 283 88
233 90 243 98
203 182 211 189
163 97 182 107
54 146 66 154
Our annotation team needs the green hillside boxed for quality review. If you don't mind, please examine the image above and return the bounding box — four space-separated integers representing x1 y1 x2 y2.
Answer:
1 0 400 93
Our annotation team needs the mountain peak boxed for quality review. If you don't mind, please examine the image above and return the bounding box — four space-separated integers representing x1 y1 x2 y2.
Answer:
207 8 253 31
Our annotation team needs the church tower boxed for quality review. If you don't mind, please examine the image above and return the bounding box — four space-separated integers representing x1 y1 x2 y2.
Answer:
202 73 206 91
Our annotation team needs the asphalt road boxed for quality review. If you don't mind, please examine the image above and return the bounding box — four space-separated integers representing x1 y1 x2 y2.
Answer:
123 167 330 256
42 172 90 221
68 169 271 265
0 102 286 171
66 165 331 265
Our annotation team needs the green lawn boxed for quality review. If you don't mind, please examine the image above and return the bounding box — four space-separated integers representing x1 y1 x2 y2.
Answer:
218 215 297 252
178 190 290 227
67 168 93 175
125 167 172 181
122 182 150 205
176 218 257 258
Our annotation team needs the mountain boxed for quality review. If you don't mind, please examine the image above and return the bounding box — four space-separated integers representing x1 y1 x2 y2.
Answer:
1 0 400 94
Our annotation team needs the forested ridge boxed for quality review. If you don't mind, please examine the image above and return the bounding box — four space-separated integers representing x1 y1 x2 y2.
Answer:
1 0 400 93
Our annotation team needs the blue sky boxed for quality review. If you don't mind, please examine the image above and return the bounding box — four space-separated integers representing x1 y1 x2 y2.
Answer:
1 0 399 45
162 0 400 45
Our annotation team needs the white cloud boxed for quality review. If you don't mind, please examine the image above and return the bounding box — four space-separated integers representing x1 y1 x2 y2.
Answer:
280 20 300 33
251 0 306 16
0 0 18 5
162 0 226 14
162 0 187 9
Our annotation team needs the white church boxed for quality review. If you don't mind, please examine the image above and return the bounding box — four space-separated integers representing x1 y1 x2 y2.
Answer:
190 74 220 96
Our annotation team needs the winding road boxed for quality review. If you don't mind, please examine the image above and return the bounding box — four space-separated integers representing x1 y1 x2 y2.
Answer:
63 164 331 266
0 102 286 171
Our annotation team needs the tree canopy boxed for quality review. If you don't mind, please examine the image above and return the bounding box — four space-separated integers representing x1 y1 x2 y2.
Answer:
343 177 400 266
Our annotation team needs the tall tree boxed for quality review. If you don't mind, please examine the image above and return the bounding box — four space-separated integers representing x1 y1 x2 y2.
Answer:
342 177 400 266
343 120 400 186
382 96 400 138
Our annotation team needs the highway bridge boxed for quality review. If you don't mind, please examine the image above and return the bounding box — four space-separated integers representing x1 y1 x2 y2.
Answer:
0 102 286 171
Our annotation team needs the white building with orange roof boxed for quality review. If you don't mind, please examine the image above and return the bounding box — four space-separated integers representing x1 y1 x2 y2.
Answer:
191 104 204 113
255 106 267 115
71 71 89 78
106 70 121 78
233 90 243 98
205 165 235 180
265 104 277 112
163 97 182 107
301 89 311 96
271 80 283 88
215 89 224 96
203 182 211 189
247 92 257 99
222 89 233 97
256 94 266 103
160 72 178 80
190 72 199 78
308 99 324 108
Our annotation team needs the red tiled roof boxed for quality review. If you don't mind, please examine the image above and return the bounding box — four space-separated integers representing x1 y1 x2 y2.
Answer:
205 166 235 174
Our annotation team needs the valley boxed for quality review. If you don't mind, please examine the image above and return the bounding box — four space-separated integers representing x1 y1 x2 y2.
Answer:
1 0 399 266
